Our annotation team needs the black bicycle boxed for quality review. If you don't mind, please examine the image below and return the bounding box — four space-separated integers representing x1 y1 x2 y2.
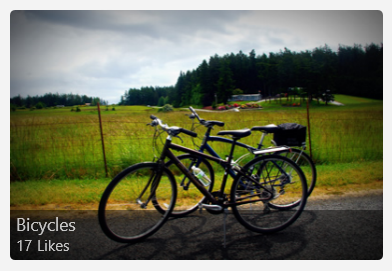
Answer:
158 107 316 217
186 106 316 197
99 115 307 243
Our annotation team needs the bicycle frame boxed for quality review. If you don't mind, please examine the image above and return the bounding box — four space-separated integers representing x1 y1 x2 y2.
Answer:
192 119 305 179
158 135 275 208
194 125 267 178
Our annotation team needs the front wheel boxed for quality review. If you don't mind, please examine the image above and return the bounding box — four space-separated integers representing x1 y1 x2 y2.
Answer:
98 162 177 243
230 155 307 233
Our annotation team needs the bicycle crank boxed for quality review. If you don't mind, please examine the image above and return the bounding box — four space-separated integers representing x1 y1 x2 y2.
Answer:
200 191 226 214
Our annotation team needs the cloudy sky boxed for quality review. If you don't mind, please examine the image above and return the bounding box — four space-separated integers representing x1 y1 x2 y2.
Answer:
10 10 383 104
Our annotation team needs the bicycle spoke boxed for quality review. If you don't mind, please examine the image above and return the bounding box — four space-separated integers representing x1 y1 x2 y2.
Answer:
231 155 307 233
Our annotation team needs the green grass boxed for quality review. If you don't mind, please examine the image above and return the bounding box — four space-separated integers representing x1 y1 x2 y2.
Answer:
10 96 383 208
333 94 382 106
10 95 382 181
10 160 383 208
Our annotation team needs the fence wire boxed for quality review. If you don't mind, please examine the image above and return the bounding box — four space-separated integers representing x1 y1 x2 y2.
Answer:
10 110 382 181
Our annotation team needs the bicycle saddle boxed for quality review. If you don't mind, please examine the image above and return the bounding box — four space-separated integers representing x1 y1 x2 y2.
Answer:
217 129 251 139
251 124 279 133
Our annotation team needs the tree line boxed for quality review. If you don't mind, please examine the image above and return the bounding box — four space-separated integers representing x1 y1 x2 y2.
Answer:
120 43 382 107
10 93 108 108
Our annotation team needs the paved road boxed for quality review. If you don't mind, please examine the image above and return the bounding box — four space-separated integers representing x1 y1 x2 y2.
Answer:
10 193 383 260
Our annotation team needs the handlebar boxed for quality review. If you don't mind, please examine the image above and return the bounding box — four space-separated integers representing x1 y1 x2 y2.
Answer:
149 115 197 138
188 106 202 122
188 107 225 128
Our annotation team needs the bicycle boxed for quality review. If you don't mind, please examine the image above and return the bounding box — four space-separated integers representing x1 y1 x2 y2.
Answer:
186 106 316 197
153 107 316 218
98 115 308 243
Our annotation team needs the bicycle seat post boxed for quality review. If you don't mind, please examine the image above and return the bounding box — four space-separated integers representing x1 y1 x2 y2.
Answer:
256 131 267 150
201 126 213 148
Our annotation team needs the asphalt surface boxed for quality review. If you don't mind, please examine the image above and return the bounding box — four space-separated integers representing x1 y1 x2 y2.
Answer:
10 193 383 260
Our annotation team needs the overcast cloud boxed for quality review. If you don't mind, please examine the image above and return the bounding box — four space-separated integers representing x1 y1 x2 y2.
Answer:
10 10 383 104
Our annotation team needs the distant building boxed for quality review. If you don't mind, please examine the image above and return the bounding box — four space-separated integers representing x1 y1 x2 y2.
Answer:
56 105 65 108
228 94 262 102
85 103 91 106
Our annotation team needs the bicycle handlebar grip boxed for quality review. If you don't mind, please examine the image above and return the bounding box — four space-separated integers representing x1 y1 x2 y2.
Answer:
150 115 157 120
213 121 225 127
180 128 197 138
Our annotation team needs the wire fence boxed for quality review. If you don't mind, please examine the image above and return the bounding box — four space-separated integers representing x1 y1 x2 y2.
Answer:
10 106 383 181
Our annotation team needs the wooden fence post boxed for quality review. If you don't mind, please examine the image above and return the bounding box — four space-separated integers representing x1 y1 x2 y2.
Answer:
97 102 109 177
306 97 313 160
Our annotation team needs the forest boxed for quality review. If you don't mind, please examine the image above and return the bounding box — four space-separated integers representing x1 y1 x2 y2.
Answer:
120 43 383 107
10 93 108 109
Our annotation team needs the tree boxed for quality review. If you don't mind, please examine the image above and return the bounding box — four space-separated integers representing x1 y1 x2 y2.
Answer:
216 58 235 104
198 60 214 106
190 84 203 106
35 102 45 109
157 96 165 106
232 88 243 95
321 90 334 105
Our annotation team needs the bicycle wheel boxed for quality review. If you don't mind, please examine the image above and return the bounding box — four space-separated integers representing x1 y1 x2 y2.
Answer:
231 155 307 233
161 154 214 217
98 162 177 243
277 148 317 197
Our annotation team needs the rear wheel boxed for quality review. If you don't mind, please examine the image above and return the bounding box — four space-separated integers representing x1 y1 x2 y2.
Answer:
231 155 307 233
277 148 316 197
98 162 176 243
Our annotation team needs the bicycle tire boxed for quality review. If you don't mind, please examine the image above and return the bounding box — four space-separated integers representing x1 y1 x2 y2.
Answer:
276 148 317 197
161 154 214 217
230 155 307 233
98 162 177 243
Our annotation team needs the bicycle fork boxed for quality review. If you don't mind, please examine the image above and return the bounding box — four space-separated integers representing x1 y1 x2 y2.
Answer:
136 165 164 209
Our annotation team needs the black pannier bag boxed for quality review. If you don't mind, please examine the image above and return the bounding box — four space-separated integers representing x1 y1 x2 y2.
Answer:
273 123 307 147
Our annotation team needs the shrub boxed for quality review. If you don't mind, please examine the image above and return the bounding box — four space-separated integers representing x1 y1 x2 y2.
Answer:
232 88 244 95
218 106 226 110
158 104 174 113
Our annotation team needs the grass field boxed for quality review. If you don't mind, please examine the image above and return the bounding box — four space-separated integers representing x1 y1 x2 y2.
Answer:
10 94 383 207
10 160 382 209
